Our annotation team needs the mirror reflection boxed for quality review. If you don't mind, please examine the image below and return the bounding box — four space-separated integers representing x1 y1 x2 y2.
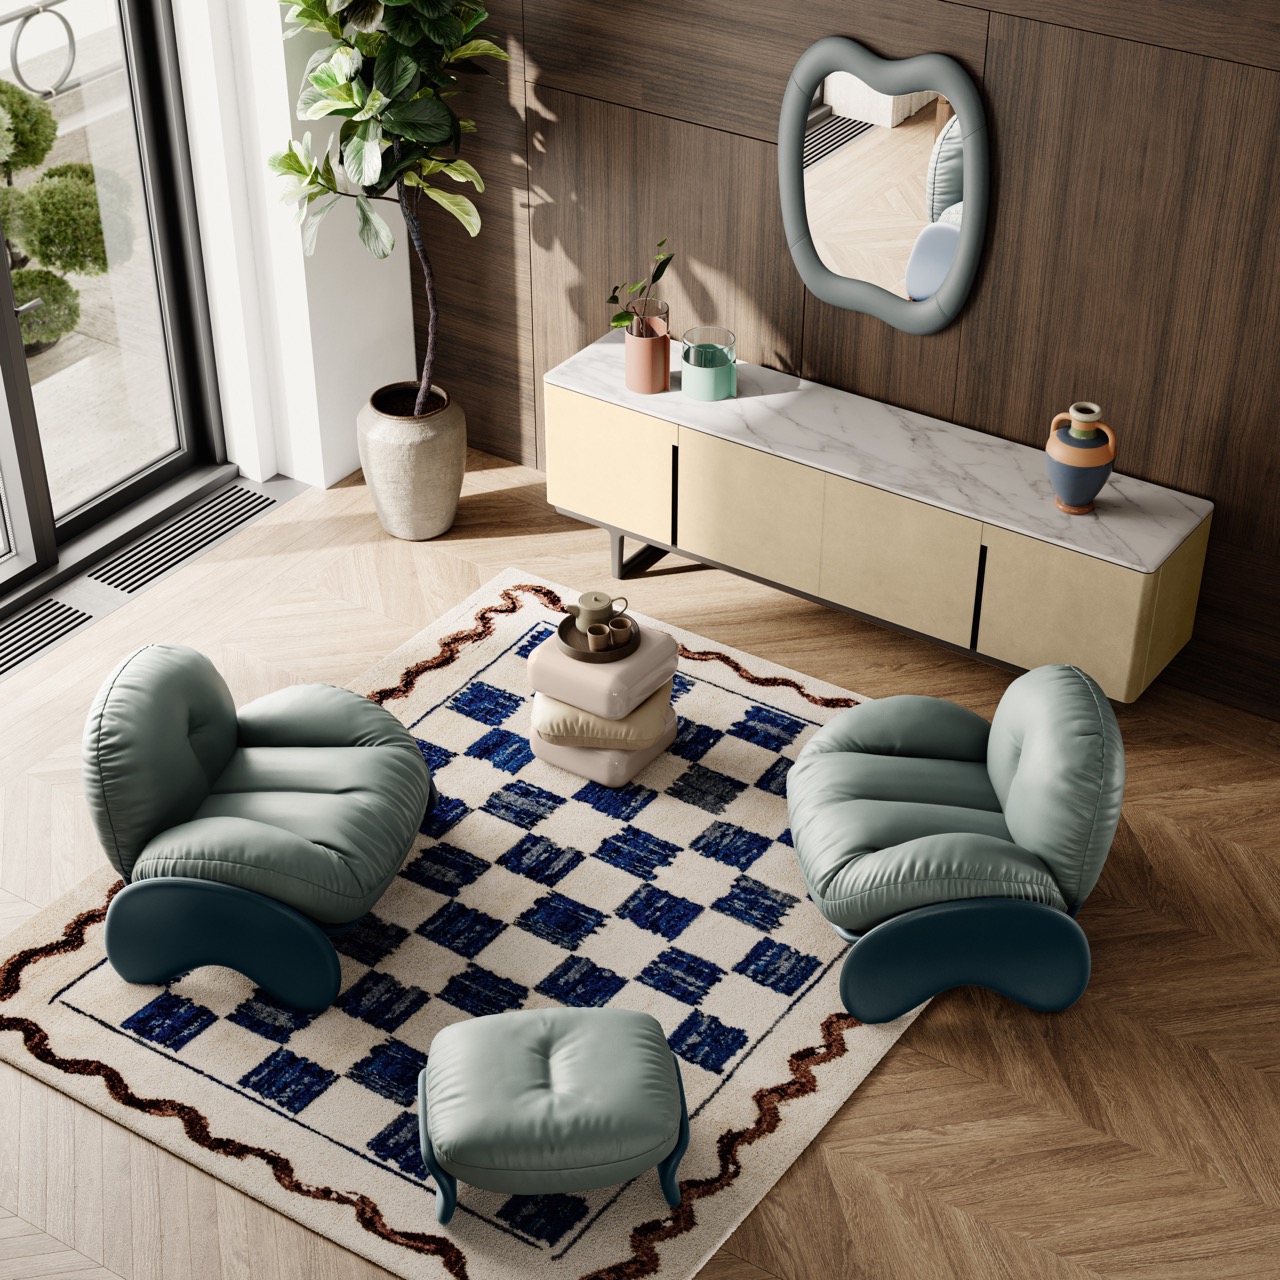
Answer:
803 74 963 302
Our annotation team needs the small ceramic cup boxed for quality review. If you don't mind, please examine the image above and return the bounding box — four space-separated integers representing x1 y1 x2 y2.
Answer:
607 616 633 646
586 623 612 652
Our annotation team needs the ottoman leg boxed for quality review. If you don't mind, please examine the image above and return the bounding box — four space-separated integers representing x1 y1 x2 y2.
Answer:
656 1061 690 1209
418 1070 458 1224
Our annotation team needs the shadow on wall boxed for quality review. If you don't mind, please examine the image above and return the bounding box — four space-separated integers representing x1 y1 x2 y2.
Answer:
522 57 804 391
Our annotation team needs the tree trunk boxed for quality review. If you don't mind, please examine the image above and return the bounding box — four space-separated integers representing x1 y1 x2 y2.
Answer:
398 180 438 417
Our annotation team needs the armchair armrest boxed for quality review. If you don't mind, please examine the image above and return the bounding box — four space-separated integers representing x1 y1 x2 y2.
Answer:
800 695 991 764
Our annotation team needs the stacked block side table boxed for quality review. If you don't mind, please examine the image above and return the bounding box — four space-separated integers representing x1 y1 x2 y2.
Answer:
527 624 679 786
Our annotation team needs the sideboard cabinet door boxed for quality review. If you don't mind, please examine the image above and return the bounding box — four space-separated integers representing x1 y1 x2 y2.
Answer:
977 525 1154 701
819 476 983 647
544 385 676 544
676 428 824 594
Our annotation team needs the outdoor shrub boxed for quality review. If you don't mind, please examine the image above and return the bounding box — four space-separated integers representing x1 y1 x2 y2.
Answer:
11 266 79 347
0 79 55 177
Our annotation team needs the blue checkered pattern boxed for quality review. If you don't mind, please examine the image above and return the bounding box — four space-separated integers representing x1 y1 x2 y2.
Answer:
88 615 843 1259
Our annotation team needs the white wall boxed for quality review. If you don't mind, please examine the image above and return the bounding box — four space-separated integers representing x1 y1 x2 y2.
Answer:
824 74 937 128
171 2 415 487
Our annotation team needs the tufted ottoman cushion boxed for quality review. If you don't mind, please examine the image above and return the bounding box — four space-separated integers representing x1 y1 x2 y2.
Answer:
420 1008 684 1198
532 680 674 750
528 625 678 720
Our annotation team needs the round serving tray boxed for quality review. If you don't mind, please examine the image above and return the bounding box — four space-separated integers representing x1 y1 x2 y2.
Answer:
556 614 641 663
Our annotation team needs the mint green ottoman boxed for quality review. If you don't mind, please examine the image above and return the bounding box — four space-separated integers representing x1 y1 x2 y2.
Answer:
417 1008 689 1223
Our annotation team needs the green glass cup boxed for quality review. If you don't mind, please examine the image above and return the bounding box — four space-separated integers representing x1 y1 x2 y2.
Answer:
681 326 737 401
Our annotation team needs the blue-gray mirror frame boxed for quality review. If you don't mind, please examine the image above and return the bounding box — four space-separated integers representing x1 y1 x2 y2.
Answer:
778 36 989 335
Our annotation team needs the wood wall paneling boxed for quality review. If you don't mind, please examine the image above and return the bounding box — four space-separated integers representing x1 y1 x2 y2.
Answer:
942 0 1280 72
521 0 989 143
411 0 537 463
953 17 1280 556
526 87 807 460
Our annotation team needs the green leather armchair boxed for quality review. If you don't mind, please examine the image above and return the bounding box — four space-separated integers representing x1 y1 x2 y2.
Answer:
787 664 1124 1021
83 644 434 1010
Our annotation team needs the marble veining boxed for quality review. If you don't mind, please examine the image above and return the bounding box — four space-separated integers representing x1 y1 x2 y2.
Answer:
545 333 1213 574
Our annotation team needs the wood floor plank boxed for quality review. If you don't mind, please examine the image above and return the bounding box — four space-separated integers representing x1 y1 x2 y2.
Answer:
99 1122 131 1280
0 454 1276 1279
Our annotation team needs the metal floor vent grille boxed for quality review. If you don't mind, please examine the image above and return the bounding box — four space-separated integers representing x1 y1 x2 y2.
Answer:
0 599 92 676
89 485 275 593
804 115 874 167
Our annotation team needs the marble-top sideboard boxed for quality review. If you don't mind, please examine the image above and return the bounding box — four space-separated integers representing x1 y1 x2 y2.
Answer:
545 332 1212 574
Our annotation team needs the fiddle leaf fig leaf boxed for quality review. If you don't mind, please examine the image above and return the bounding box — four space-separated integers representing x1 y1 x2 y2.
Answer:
447 38 509 62
343 117 383 186
423 185 480 235
382 93 452 143
301 193 341 253
341 0 385 31
355 193 394 257
308 44 361 89
352 86 388 120
373 40 417 98
441 158 483 190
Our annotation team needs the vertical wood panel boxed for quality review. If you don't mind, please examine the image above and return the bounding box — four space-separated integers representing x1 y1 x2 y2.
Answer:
527 88 807 462
411 0 536 463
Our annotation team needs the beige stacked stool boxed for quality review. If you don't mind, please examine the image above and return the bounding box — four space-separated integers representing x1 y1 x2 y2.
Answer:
527 621 679 787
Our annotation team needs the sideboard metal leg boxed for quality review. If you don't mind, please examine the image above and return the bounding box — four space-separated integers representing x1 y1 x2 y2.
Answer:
610 529 669 579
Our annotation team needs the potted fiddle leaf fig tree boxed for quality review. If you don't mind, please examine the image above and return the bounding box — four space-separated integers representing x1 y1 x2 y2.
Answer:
270 0 508 540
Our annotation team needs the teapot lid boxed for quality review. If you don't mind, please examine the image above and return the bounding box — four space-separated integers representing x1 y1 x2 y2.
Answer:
578 590 612 607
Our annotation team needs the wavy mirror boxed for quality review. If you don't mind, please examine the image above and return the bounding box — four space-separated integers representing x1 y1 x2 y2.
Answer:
778 37 988 335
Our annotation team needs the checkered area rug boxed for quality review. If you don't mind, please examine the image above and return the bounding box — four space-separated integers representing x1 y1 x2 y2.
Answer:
0 570 921 1280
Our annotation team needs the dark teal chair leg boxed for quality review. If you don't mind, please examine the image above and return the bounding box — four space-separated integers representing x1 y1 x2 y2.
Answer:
104 878 342 1013
656 1061 690 1208
417 1070 458 1224
837 898 1092 1023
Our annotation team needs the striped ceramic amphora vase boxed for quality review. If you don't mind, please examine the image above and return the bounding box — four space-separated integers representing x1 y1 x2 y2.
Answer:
1045 401 1117 514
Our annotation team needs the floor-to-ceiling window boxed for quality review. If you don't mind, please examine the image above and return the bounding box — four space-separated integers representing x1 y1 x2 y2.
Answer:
0 0 221 597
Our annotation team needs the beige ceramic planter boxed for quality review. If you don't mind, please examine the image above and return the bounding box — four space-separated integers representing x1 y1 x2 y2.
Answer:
357 382 466 540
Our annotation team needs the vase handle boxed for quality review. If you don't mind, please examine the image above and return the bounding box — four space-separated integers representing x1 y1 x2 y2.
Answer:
1048 412 1072 446
1096 422 1116 463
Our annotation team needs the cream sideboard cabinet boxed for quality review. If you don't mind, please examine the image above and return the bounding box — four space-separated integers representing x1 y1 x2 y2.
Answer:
543 335 1214 702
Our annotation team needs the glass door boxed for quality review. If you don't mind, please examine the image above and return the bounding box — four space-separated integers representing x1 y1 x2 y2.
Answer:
0 0 220 594
0 284 54 591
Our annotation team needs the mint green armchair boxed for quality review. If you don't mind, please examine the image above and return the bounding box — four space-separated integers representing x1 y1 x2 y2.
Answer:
787 665 1124 1021
83 644 434 1010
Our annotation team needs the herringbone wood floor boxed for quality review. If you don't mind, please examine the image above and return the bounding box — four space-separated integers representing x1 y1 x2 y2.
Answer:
1 453 1277 1280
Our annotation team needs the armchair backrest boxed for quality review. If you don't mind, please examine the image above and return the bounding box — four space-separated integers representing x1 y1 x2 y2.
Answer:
987 665 1124 908
926 113 964 223
82 644 237 880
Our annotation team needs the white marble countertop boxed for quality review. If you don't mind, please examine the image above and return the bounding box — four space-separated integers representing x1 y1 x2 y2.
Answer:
545 332 1212 573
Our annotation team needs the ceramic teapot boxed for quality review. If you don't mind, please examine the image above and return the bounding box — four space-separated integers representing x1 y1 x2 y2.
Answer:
565 590 628 634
